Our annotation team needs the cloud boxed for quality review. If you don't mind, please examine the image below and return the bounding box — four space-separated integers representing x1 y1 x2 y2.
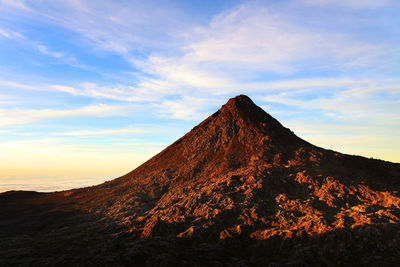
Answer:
0 0 31 11
247 77 368 91
11 0 189 56
35 44 64 59
0 80 38 90
137 56 235 92
0 26 88 69
32 42 92 69
1 79 220 120
114 1 393 105
0 104 129 126
2 79 161 104
263 81 400 119
7 1 389 92
302 0 390 9
32 43 85 67
0 27 25 39
51 126 150 136
0 93 17 105
177 3 385 74
156 96 218 120
44 77 378 104
51 83 154 102
2 1 396 100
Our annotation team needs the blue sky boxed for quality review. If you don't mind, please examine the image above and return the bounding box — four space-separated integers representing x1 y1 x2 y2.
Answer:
0 0 399 192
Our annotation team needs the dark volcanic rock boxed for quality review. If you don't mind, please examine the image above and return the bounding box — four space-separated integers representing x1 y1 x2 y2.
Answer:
1 95 400 266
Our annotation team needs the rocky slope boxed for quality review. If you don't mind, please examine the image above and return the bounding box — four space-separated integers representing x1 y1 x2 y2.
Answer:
1 95 400 266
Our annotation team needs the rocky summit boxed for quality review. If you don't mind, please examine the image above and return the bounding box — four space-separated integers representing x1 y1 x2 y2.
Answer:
1 95 400 266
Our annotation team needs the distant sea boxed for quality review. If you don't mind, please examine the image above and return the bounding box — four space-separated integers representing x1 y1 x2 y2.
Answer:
0 176 110 193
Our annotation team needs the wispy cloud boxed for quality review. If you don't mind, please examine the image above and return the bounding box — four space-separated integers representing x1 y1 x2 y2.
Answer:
113 1 394 108
263 82 400 118
0 80 38 90
0 93 17 105
0 104 129 126
0 0 31 11
33 44 86 68
159 3 386 76
0 26 88 69
156 96 219 121
6 0 189 56
51 126 150 136
51 83 154 102
0 27 25 39
2 1 396 98
0 0 33 12
33 43 93 70
302 0 390 9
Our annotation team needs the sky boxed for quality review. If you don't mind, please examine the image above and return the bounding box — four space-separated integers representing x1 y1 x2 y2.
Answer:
0 0 399 192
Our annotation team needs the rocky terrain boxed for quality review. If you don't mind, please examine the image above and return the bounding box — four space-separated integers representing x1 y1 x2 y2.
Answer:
1 95 400 266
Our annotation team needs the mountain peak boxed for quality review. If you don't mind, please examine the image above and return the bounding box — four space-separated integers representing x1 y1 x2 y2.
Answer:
224 94 255 109
220 94 259 116
217 95 300 146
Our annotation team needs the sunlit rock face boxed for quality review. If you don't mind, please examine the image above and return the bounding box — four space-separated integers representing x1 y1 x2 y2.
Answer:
1 95 400 266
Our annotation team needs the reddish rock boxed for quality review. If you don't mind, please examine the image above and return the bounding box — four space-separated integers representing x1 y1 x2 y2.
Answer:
1 95 400 266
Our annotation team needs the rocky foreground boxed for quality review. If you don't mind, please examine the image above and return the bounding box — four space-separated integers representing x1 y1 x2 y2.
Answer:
1 95 400 266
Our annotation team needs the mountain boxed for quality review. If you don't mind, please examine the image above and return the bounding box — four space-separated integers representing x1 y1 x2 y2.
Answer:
1 95 400 266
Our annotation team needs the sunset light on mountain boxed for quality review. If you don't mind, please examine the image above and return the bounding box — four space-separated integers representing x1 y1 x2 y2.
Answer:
1 0 399 192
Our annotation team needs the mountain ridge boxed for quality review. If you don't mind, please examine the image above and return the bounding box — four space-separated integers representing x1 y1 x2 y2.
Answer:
113 95 311 184
1 95 400 266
